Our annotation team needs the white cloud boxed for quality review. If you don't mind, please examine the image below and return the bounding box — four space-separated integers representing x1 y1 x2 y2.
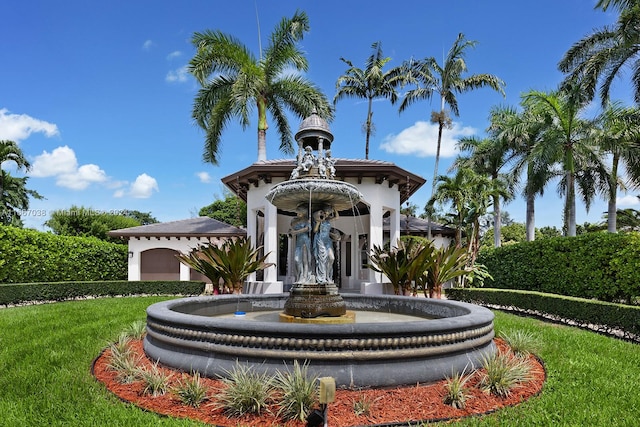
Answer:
129 174 159 198
56 164 108 190
196 171 212 183
142 39 154 50
30 146 78 177
617 194 640 207
0 108 59 143
167 50 182 60
379 121 476 158
166 65 189 83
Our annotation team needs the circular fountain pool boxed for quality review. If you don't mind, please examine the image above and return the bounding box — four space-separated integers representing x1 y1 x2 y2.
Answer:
144 294 495 388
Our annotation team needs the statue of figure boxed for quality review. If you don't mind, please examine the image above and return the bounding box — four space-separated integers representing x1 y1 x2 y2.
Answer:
313 205 340 284
325 149 336 179
301 146 315 171
288 205 312 283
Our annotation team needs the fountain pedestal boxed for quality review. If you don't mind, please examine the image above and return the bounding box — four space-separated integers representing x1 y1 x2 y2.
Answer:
283 283 347 318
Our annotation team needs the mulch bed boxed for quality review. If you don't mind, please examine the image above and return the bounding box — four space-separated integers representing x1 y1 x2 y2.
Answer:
92 338 545 426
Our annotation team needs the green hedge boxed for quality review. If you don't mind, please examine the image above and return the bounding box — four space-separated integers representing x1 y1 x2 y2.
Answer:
477 232 640 303
0 226 127 283
0 280 206 305
447 288 640 340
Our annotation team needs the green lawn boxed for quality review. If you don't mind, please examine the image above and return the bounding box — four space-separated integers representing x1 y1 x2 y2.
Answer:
0 297 639 426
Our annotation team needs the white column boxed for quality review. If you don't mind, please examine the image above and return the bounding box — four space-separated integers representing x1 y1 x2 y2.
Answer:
247 207 259 282
262 201 279 283
388 208 400 249
368 202 383 283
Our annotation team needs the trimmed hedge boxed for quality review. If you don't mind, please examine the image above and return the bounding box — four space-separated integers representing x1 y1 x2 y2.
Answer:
447 288 640 340
0 280 206 306
477 232 640 303
0 226 127 283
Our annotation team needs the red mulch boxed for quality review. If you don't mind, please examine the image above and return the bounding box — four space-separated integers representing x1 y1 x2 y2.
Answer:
92 339 545 426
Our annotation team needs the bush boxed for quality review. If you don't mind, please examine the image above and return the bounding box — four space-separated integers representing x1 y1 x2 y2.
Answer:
0 225 127 283
0 280 206 305
477 232 640 303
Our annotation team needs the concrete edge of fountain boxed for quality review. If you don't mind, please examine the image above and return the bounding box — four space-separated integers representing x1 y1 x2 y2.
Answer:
143 294 496 388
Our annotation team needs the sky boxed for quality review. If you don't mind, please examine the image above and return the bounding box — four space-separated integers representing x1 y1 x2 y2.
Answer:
1 0 637 231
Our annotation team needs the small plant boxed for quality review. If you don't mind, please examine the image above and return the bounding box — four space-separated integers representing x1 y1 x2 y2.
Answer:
139 362 172 397
480 350 533 397
352 392 380 416
124 320 147 340
214 362 274 416
442 370 473 409
106 338 141 384
499 330 541 357
173 372 209 407
272 361 318 422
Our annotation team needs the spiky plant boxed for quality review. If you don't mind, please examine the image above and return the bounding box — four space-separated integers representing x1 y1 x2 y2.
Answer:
105 339 141 384
443 370 473 409
173 372 209 407
499 330 541 358
214 362 274 417
124 320 147 340
273 361 318 422
480 350 533 397
139 362 172 397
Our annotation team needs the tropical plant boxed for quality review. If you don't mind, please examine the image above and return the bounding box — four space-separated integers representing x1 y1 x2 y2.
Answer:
0 171 43 226
455 136 516 247
443 369 473 409
106 337 142 384
424 244 468 298
334 41 405 159
199 191 247 228
367 238 433 295
559 0 640 106
499 330 541 358
215 362 274 417
176 237 273 294
399 33 505 237
139 362 172 397
189 11 333 164
272 361 318 422
613 205 640 231
488 104 553 241
523 84 608 236
592 102 640 232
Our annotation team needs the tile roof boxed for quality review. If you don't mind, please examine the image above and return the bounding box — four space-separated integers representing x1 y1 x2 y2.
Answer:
108 217 246 238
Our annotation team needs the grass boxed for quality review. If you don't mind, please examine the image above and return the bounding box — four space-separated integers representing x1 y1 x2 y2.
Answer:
0 297 640 426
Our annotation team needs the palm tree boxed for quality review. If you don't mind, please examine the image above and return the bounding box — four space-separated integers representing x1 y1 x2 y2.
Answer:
454 136 516 247
523 84 608 236
593 102 640 232
399 33 505 236
559 0 640 105
334 41 405 159
0 171 43 226
189 11 333 165
488 104 553 241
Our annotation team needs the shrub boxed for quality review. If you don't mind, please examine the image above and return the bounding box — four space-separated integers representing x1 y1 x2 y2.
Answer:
477 232 640 303
352 393 380 416
273 361 318 422
499 330 541 358
480 350 533 397
139 362 172 397
0 225 127 283
443 370 473 409
106 337 141 384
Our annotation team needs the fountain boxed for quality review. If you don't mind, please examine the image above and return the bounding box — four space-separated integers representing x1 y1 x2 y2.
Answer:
143 112 496 388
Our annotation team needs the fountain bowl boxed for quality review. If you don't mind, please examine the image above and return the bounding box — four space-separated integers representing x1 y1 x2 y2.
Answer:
144 294 495 388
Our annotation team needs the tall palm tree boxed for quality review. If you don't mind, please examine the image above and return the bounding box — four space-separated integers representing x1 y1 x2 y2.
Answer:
488 103 552 241
523 84 608 236
1 140 32 223
0 171 43 226
593 101 640 232
399 33 505 236
189 11 333 165
559 0 640 105
334 41 405 159
454 136 516 247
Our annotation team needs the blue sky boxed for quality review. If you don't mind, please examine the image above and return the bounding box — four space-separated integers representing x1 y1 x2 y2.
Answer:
1 0 635 231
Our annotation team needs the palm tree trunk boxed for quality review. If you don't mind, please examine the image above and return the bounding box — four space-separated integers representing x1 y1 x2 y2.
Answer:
493 194 501 247
566 170 576 236
365 98 373 160
525 190 535 241
257 96 268 162
608 154 619 233
427 117 445 241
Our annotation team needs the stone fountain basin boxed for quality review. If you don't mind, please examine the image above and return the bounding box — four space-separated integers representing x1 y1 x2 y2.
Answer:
144 294 495 388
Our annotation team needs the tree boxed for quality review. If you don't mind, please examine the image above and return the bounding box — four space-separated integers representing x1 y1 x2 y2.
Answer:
523 84 608 236
189 11 333 165
199 192 247 228
592 102 640 232
613 205 640 231
399 33 505 237
124 210 158 225
455 136 516 247
0 171 43 226
334 41 405 159
559 0 640 106
45 205 141 243
488 103 553 241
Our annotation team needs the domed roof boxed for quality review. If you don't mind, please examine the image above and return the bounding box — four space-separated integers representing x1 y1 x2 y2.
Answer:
294 110 334 146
